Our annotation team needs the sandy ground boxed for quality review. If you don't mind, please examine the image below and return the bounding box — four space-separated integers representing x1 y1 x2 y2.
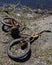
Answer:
0 14 52 65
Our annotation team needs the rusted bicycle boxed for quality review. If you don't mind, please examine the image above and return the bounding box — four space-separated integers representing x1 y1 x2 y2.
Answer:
1 17 31 39
7 30 51 61
1 17 52 62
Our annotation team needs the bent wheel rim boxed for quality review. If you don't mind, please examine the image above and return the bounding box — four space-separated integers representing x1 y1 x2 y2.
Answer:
7 38 30 59
2 17 18 26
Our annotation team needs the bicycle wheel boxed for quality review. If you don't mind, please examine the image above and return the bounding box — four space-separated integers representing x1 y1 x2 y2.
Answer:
1 17 19 27
2 24 11 32
7 38 31 60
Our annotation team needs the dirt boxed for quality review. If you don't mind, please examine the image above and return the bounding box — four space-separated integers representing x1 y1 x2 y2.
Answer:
0 11 52 65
